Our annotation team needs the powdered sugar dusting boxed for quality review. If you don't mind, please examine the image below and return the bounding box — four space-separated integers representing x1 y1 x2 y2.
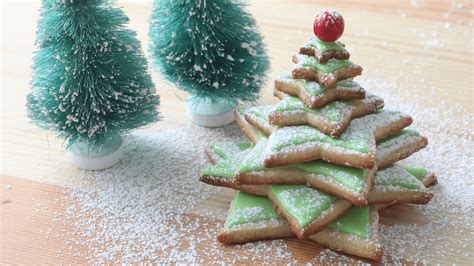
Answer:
312 248 370 264
274 186 335 227
375 130 424 162
267 110 407 156
37 83 472 263
37 124 293 263
359 77 474 263
375 165 424 192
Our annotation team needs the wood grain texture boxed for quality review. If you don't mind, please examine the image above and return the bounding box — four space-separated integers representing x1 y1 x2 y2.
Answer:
0 176 418 264
1 0 473 264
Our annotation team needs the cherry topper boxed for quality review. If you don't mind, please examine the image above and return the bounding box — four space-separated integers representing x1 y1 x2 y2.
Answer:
313 10 345 42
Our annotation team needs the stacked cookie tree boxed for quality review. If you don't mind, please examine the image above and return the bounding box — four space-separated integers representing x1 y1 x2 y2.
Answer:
200 11 436 261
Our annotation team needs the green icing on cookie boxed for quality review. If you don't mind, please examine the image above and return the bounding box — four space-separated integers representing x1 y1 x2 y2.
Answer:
267 110 405 155
278 73 326 96
271 185 336 228
321 102 345 122
377 129 420 145
247 105 272 122
246 106 278 134
224 192 282 229
236 107 246 115
278 72 360 98
238 106 274 137
209 143 230 160
238 139 367 192
202 161 235 179
239 138 268 173
336 79 358 88
328 206 370 239
208 142 253 161
309 37 345 53
268 124 370 154
402 166 428 180
294 161 367 192
376 165 425 190
274 96 347 122
273 93 382 125
238 142 253 151
301 79 325 96
301 55 353 73
274 97 306 113
202 148 252 179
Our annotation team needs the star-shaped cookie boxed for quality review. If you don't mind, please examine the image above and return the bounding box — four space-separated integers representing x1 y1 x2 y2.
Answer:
274 72 365 109
263 110 413 168
218 192 383 260
202 131 430 206
240 107 418 169
270 89 384 137
368 165 434 205
292 54 362 88
299 37 351 63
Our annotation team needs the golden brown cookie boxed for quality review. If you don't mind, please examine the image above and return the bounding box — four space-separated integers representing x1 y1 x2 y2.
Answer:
270 89 384 137
299 37 351 63
203 128 430 206
292 54 362 88
274 72 365 109
261 109 412 168
218 192 383 261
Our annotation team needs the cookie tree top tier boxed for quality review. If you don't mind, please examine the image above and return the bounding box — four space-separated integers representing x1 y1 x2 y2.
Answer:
27 0 160 148
149 0 270 104
292 10 360 89
302 10 349 64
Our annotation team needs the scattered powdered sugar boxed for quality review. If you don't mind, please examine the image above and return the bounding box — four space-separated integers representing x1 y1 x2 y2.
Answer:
311 248 370 264
359 77 474 263
37 78 472 263
40 124 293 263
424 38 446 49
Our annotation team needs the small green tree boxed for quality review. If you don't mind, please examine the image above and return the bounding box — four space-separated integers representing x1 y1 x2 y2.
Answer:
27 0 160 148
149 0 270 104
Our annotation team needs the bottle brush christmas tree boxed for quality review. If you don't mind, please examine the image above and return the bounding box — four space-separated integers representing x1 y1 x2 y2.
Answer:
149 0 270 127
26 0 160 170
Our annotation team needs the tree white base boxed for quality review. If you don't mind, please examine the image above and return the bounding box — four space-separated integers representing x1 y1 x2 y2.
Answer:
186 97 237 127
67 134 124 171
187 108 236 127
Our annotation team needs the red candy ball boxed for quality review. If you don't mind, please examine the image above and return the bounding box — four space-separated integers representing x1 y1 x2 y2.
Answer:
313 10 345 42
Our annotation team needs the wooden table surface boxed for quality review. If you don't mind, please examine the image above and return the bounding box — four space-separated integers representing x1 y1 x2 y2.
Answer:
1 0 473 264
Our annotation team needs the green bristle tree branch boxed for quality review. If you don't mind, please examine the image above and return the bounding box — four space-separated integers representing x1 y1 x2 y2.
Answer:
149 0 270 104
27 0 160 148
